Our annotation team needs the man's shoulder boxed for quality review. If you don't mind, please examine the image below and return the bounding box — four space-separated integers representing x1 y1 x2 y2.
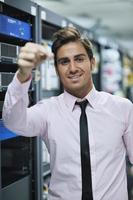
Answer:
97 90 132 107
38 93 64 106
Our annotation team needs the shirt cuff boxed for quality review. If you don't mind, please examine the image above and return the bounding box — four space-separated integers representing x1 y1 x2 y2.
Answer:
8 72 32 95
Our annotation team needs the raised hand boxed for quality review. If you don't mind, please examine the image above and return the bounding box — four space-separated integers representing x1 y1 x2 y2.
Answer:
17 42 52 82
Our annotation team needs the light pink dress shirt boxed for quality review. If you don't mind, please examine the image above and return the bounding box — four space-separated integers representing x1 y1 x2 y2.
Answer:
2 74 133 200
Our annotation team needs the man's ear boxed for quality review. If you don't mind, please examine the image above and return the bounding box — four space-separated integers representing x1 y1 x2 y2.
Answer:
90 57 96 71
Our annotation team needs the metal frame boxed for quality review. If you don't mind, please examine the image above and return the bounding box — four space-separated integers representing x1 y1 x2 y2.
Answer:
0 1 43 200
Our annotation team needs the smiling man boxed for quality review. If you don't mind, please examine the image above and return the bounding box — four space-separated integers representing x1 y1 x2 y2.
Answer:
2 27 133 200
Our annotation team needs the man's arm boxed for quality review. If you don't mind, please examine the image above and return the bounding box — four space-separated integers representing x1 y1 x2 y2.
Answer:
2 42 51 136
123 100 133 165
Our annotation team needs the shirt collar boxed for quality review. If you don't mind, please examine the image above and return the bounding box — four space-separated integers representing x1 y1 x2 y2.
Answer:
63 86 98 111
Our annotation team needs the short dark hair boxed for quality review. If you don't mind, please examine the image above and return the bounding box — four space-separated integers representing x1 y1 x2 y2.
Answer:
51 26 93 67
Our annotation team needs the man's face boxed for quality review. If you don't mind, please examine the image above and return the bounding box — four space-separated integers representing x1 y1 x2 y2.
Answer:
56 41 95 98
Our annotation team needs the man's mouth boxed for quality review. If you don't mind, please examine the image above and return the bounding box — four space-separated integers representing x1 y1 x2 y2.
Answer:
68 74 82 80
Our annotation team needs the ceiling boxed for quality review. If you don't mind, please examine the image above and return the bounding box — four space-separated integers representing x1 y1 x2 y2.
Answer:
33 0 133 57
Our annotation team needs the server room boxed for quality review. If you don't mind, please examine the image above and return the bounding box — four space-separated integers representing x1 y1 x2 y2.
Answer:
0 0 133 200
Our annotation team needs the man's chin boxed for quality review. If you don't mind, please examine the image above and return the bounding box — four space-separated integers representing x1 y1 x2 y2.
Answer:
65 86 82 96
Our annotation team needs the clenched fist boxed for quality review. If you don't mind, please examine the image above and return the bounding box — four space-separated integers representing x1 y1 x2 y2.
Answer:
17 42 52 83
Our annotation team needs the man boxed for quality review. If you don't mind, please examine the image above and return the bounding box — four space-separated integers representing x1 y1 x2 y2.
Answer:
2 27 133 200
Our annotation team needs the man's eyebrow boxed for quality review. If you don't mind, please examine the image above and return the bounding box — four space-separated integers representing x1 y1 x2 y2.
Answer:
57 57 69 61
74 53 86 58
57 54 87 62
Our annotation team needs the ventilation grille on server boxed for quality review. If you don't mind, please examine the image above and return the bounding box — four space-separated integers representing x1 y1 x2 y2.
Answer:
0 43 19 64
1 43 17 57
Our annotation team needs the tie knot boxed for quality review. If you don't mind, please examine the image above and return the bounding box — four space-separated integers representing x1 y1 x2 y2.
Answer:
76 99 88 111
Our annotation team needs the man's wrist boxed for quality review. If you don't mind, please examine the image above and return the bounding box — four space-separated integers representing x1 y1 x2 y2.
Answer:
17 69 32 83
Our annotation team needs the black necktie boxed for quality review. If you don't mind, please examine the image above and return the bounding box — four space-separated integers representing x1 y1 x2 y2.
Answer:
76 100 93 200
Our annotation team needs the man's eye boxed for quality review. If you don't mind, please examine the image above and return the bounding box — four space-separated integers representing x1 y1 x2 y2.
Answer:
75 57 85 63
59 59 69 65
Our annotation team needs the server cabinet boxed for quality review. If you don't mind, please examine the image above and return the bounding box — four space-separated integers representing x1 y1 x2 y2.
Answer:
122 54 133 102
37 6 69 199
37 6 67 99
0 1 42 200
90 40 101 91
99 41 124 96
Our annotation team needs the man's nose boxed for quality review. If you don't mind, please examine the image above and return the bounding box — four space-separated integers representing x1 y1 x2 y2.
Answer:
69 60 77 72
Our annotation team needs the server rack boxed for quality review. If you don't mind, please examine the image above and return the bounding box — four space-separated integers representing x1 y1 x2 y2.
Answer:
37 6 66 199
37 6 68 99
100 43 124 96
90 40 101 91
0 1 42 200
97 39 133 199
122 54 133 102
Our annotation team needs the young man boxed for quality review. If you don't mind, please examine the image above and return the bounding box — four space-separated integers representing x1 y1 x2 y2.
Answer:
2 27 133 200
